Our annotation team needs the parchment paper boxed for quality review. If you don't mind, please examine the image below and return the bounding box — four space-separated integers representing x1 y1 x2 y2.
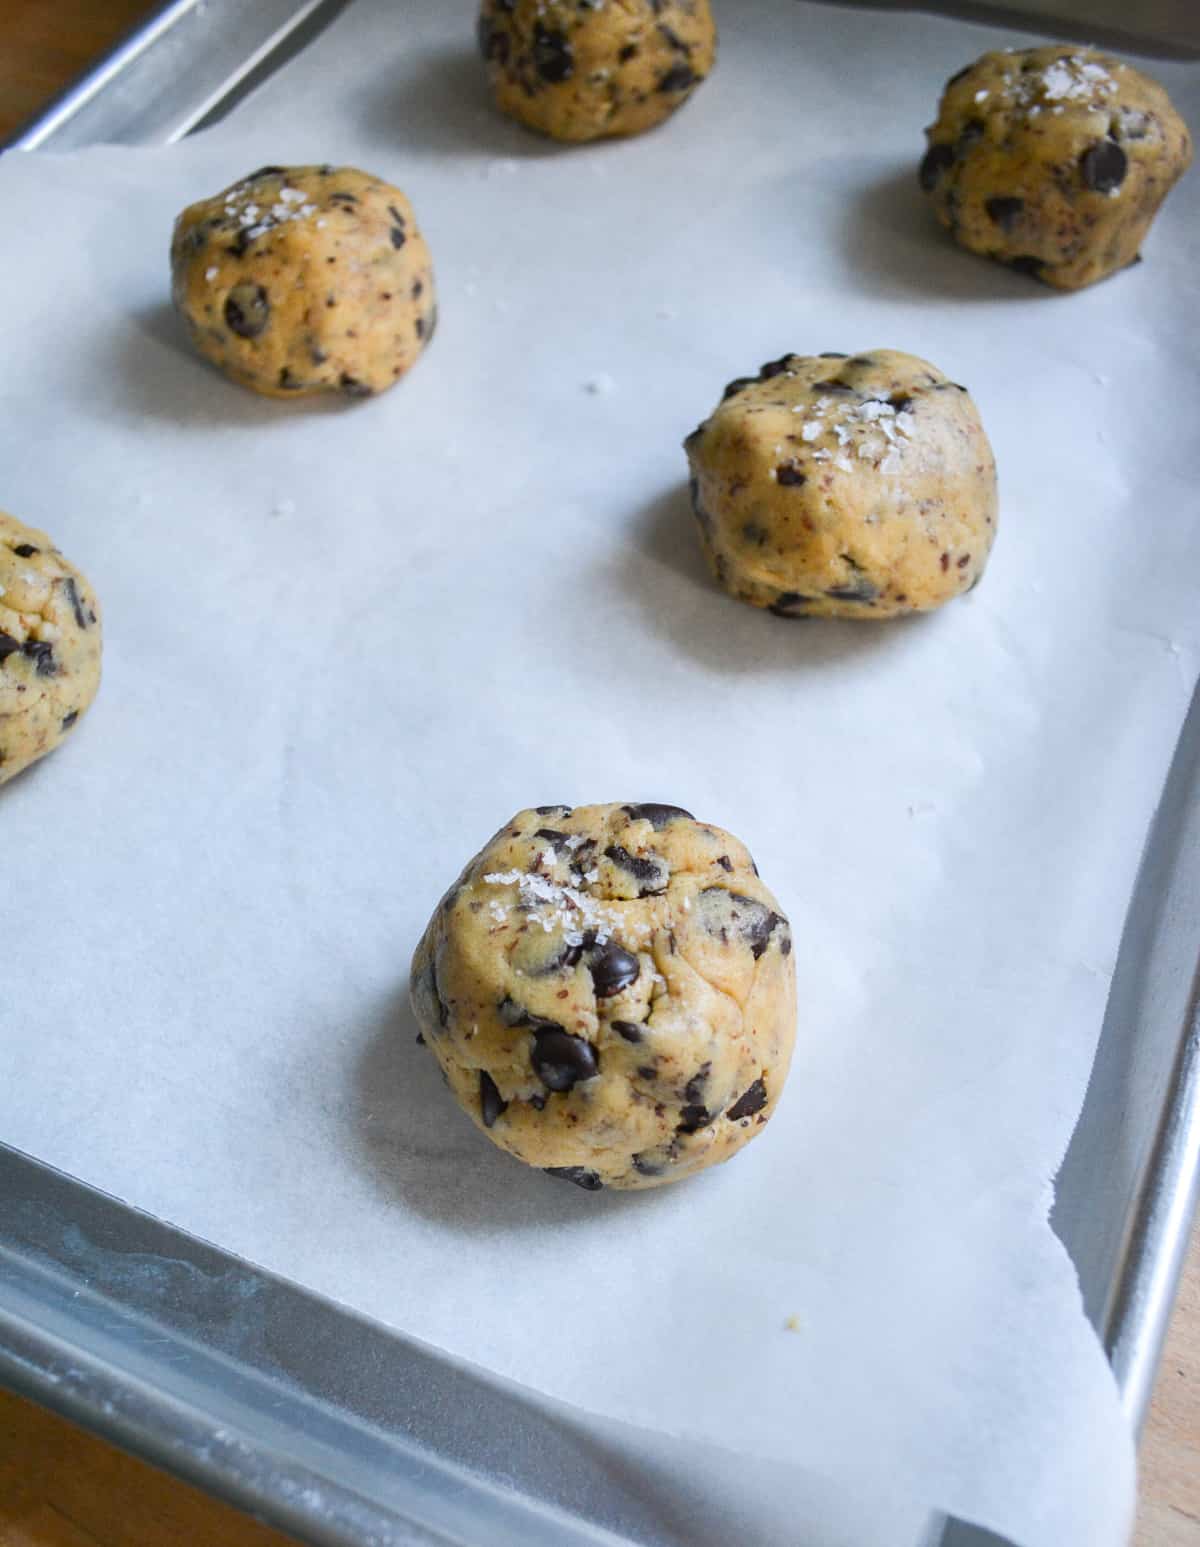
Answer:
2 3 1198 1542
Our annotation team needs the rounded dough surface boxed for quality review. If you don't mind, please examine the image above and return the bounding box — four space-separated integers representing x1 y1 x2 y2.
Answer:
411 803 796 1191
919 46 1192 290
0 511 101 786
477 0 715 142
684 349 997 620
171 165 437 399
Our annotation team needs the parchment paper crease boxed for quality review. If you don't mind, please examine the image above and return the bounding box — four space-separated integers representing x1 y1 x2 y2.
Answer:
1 3 1198 1542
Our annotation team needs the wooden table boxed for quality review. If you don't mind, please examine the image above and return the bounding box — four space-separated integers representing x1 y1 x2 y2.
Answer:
0 5 1197 1544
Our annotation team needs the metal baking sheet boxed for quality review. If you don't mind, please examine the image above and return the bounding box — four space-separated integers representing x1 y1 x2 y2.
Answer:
2 3 1198 1545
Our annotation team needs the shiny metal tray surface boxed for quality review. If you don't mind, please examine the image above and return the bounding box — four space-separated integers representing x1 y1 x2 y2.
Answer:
2 4 1199 1544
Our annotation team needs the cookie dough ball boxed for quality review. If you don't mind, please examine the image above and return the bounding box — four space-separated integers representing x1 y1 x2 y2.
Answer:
171 165 437 399
412 803 796 1191
477 0 715 143
684 350 997 620
919 46 1193 290
0 512 101 786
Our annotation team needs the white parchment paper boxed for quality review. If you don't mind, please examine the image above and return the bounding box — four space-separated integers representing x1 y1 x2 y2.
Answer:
2 2 1198 1541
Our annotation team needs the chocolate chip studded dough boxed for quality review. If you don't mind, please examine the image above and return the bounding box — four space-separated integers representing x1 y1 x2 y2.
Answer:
411 803 796 1192
171 165 437 399
919 46 1192 290
477 0 716 143
0 511 101 786
684 350 998 620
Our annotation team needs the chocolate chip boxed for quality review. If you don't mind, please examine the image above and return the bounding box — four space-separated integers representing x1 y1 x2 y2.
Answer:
340 374 373 398
1080 140 1127 193
532 1028 599 1092
431 965 449 1028
224 284 270 339
742 522 768 545
776 463 807 486
532 23 573 83
890 394 914 412
955 118 985 154
589 943 640 998
697 888 786 959
480 1071 507 1128
533 827 571 848
717 855 733 872
658 63 698 92
0 633 19 662
535 804 573 816
658 23 690 50
390 226 407 250
412 279 424 301
684 1063 711 1103
727 1078 768 1120
722 376 757 401
618 42 638 62
637 1065 658 1081
826 579 880 604
329 191 359 205
604 844 668 895
622 803 693 828
21 640 54 676
61 710 79 730
1008 255 1045 278
817 351 848 359
612 1021 644 1043
530 1094 547 1111
985 195 1024 231
919 143 955 192
62 577 87 629
245 165 285 181
544 1166 603 1191
632 1154 664 1177
759 356 794 379
846 356 877 368
689 478 714 537
811 379 856 394
769 591 814 618
277 367 303 391
11 544 38 558
677 1105 709 1134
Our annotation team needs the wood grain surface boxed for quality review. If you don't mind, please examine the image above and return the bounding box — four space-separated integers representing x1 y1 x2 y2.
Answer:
0 5 1196 1546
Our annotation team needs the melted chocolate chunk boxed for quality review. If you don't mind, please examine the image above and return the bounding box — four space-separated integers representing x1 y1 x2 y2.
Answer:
390 226 407 250
622 803 693 828
717 855 733 872
658 63 698 93
0 633 20 663
759 355 794 379
769 592 815 618
612 1021 644 1043
919 143 955 191
776 463 806 486
532 23 573 83
11 544 38 558
727 1078 768 1121
533 827 571 848
722 376 757 401
632 1154 665 1177
544 1166 603 1191
62 577 87 629
697 888 786 959
21 640 54 676
589 943 640 998
684 1063 711 1104
1080 140 1127 193
604 844 668 895
811 379 856 394
826 578 880 604
480 1071 507 1128
532 1028 599 1091
677 1105 710 1134
985 195 1024 231
340 374 374 398
61 711 79 730
224 284 270 339
535 804 573 817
